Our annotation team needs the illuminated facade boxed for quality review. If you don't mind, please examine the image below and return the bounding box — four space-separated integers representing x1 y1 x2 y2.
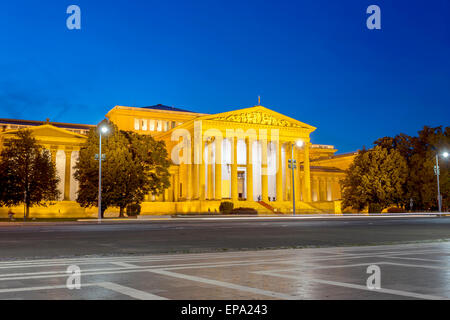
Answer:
0 105 356 217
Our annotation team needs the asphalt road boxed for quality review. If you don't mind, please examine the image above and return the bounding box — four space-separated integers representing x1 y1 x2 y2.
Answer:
2 242 449 300
1 216 449 261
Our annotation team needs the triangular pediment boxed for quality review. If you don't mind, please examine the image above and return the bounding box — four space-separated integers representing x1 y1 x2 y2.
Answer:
198 106 316 131
1 124 87 140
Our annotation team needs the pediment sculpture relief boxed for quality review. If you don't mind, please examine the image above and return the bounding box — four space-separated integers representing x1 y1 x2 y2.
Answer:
213 112 302 128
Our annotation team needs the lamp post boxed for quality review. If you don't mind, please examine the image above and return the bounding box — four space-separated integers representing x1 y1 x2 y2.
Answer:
435 151 449 215
288 140 304 215
98 125 108 221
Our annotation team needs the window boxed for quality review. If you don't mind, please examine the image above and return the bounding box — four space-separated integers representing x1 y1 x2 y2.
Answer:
149 119 155 131
134 118 140 130
164 121 169 131
171 121 176 129
157 120 162 132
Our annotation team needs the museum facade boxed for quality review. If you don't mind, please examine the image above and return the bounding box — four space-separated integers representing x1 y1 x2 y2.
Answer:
0 104 356 217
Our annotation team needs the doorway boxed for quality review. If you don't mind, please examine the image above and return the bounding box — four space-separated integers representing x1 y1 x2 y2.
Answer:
237 171 245 200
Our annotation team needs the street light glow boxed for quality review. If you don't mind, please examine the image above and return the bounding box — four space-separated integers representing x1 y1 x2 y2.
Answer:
296 140 304 147
443 152 449 158
100 126 108 134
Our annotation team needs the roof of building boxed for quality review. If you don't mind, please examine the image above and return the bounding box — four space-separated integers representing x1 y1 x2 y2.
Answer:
0 118 95 130
140 104 197 113
309 165 345 173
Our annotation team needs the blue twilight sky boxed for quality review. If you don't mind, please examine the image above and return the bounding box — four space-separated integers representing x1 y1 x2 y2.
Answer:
0 0 449 153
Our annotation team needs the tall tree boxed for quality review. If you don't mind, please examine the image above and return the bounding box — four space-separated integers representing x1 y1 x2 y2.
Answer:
341 146 408 211
0 130 60 218
375 126 450 210
74 123 171 217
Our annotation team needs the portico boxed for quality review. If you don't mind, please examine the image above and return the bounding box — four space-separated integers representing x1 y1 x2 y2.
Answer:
153 105 332 212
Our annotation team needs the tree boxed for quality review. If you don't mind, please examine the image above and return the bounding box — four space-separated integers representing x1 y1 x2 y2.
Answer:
374 126 450 210
0 130 60 218
406 126 449 210
341 146 408 211
73 123 171 217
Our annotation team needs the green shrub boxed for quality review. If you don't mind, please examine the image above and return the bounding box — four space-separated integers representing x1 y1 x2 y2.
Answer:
126 204 141 216
387 207 404 213
230 207 258 215
368 203 382 213
219 201 234 214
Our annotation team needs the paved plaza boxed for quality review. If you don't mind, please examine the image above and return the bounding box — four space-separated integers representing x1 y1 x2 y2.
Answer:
0 241 449 300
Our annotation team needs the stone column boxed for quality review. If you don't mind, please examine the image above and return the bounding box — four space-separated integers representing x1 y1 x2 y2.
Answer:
50 146 58 164
246 137 253 201
313 177 320 202
335 178 342 199
303 142 312 202
319 178 325 201
174 173 179 201
214 137 222 200
276 140 283 202
231 137 238 201
64 149 72 201
261 140 269 202
164 188 169 202
207 142 213 200
186 142 193 200
193 160 199 200
199 141 206 200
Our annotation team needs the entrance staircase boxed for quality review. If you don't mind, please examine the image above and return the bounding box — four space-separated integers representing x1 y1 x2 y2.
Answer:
231 200 328 214
257 201 275 213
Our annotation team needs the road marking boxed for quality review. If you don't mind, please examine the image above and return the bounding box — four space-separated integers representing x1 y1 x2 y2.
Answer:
110 262 139 268
384 256 442 262
148 269 298 300
257 272 447 300
0 282 167 300
256 260 450 274
0 283 95 294
0 247 442 270
0 258 294 281
311 279 447 300
96 282 168 300
0 251 295 268
253 262 385 274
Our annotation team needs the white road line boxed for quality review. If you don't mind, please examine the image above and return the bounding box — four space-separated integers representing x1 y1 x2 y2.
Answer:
0 258 295 281
0 251 293 268
311 279 447 300
0 255 292 269
0 281 167 300
255 259 450 275
0 243 446 268
1 248 442 270
253 262 385 274
96 282 168 300
110 262 139 268
148 269 298 300
384 256 442 262
257 272 447 300
0 283 95 294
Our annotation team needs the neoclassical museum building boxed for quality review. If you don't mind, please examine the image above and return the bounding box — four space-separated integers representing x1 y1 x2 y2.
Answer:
0 104 356 217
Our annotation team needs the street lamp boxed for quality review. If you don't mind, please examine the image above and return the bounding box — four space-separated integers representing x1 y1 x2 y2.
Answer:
435 151 448 215
288 140 304 216
98 125 109 221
